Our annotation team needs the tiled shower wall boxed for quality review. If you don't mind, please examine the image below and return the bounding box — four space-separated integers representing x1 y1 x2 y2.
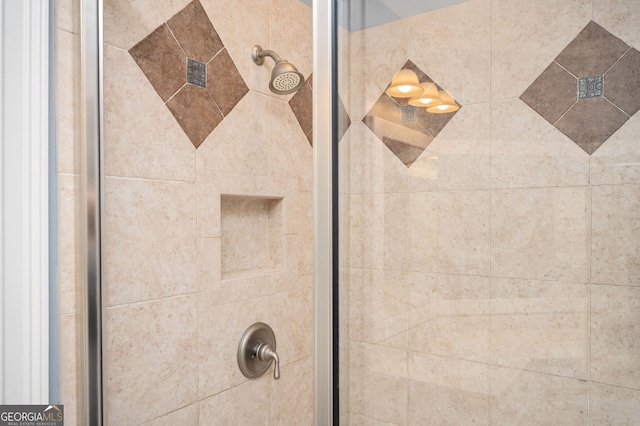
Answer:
345 0 640 424
55 0 314 424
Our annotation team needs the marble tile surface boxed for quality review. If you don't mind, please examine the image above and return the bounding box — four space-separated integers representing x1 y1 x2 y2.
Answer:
489 367 588 424
590 383 640 424
490 187 590 283
104 177 197 306
105 295 198 425
490 278 589 378
410 190 490 276
591 184 640 286
591 284 640 389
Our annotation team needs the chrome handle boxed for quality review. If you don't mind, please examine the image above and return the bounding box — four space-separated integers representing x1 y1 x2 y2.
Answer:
256 342 280 380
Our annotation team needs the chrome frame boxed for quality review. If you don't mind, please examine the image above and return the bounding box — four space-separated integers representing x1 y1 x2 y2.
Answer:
80 0 104 423
313 0 335 424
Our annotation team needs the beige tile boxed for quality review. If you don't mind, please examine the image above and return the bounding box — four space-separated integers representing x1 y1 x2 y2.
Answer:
489 367 588 424
195 92 270 176
105 294 198 425
197 296 270 398
408 273 490 362
410 190 490 276
409 103 491 192
268 98 313 191
57 174 79 316
407 0 491 106
591 185 640 286
491 100 590 189
350 269 409 348
408 353 489 425
103 45 196 182
491 0 591 101
590 383 640 424
593 0 640 50
220 196 284 278
104 177 197 306
200 0 270 97
270 357 313 426
54 0 77 33
349 21 412 121
490 187 590 283
591 113 640 185
350 341 407 425
348 124 374 195
103 0 191 50
349 414 398 426
199 376 270 425
490 278 589 379
55 29 78 174
58 313 79 426
270 0 313 80
196 169 255 239
349 194 383 269
269 288 313 366
591 284 640 389
141 403 198 425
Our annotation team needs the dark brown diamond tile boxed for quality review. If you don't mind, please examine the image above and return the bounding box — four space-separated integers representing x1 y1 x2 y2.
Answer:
167 0 223 64
289 78 313 143
605 48 640 116
383 135 433 167
129 24 186 102
555 21 629 77
555 98 629 154
166 84 223 148
207 48 248 116
520 62 578 124
366 93 402 124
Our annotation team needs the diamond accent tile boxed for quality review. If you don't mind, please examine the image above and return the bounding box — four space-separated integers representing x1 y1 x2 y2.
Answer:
187 59 206 87
166 0 223 63
363 60 460 167
288 73 351 146
129 0 248 148
579 76 603 99
605 48 640 116
555 21 629 77
520 63 577 125
521 21 636 155
556 98 629 155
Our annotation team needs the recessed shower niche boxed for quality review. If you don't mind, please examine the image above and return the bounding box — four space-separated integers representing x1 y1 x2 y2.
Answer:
220 195 284 279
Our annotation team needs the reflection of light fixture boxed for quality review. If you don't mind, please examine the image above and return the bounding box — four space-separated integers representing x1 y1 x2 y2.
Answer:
385 69 422 98
427 89 459 113
408 82 443 107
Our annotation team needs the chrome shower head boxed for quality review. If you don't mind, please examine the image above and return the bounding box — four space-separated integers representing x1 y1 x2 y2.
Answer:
252 45 305 95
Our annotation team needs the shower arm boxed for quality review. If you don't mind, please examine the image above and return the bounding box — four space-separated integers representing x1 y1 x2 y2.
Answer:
252 46 283 66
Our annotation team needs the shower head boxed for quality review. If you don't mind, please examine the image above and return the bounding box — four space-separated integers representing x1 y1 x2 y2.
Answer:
252 45 305 95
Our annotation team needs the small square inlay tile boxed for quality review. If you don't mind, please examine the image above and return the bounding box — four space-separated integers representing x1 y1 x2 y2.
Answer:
579 76 603 99
187 59 206 87
129 0 248 148
362 60 460 167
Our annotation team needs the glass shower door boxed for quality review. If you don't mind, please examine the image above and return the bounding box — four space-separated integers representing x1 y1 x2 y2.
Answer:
337 0 640 423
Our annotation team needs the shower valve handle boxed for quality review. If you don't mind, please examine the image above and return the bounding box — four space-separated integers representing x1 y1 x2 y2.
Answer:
255 342 280 380
237 322 281 380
